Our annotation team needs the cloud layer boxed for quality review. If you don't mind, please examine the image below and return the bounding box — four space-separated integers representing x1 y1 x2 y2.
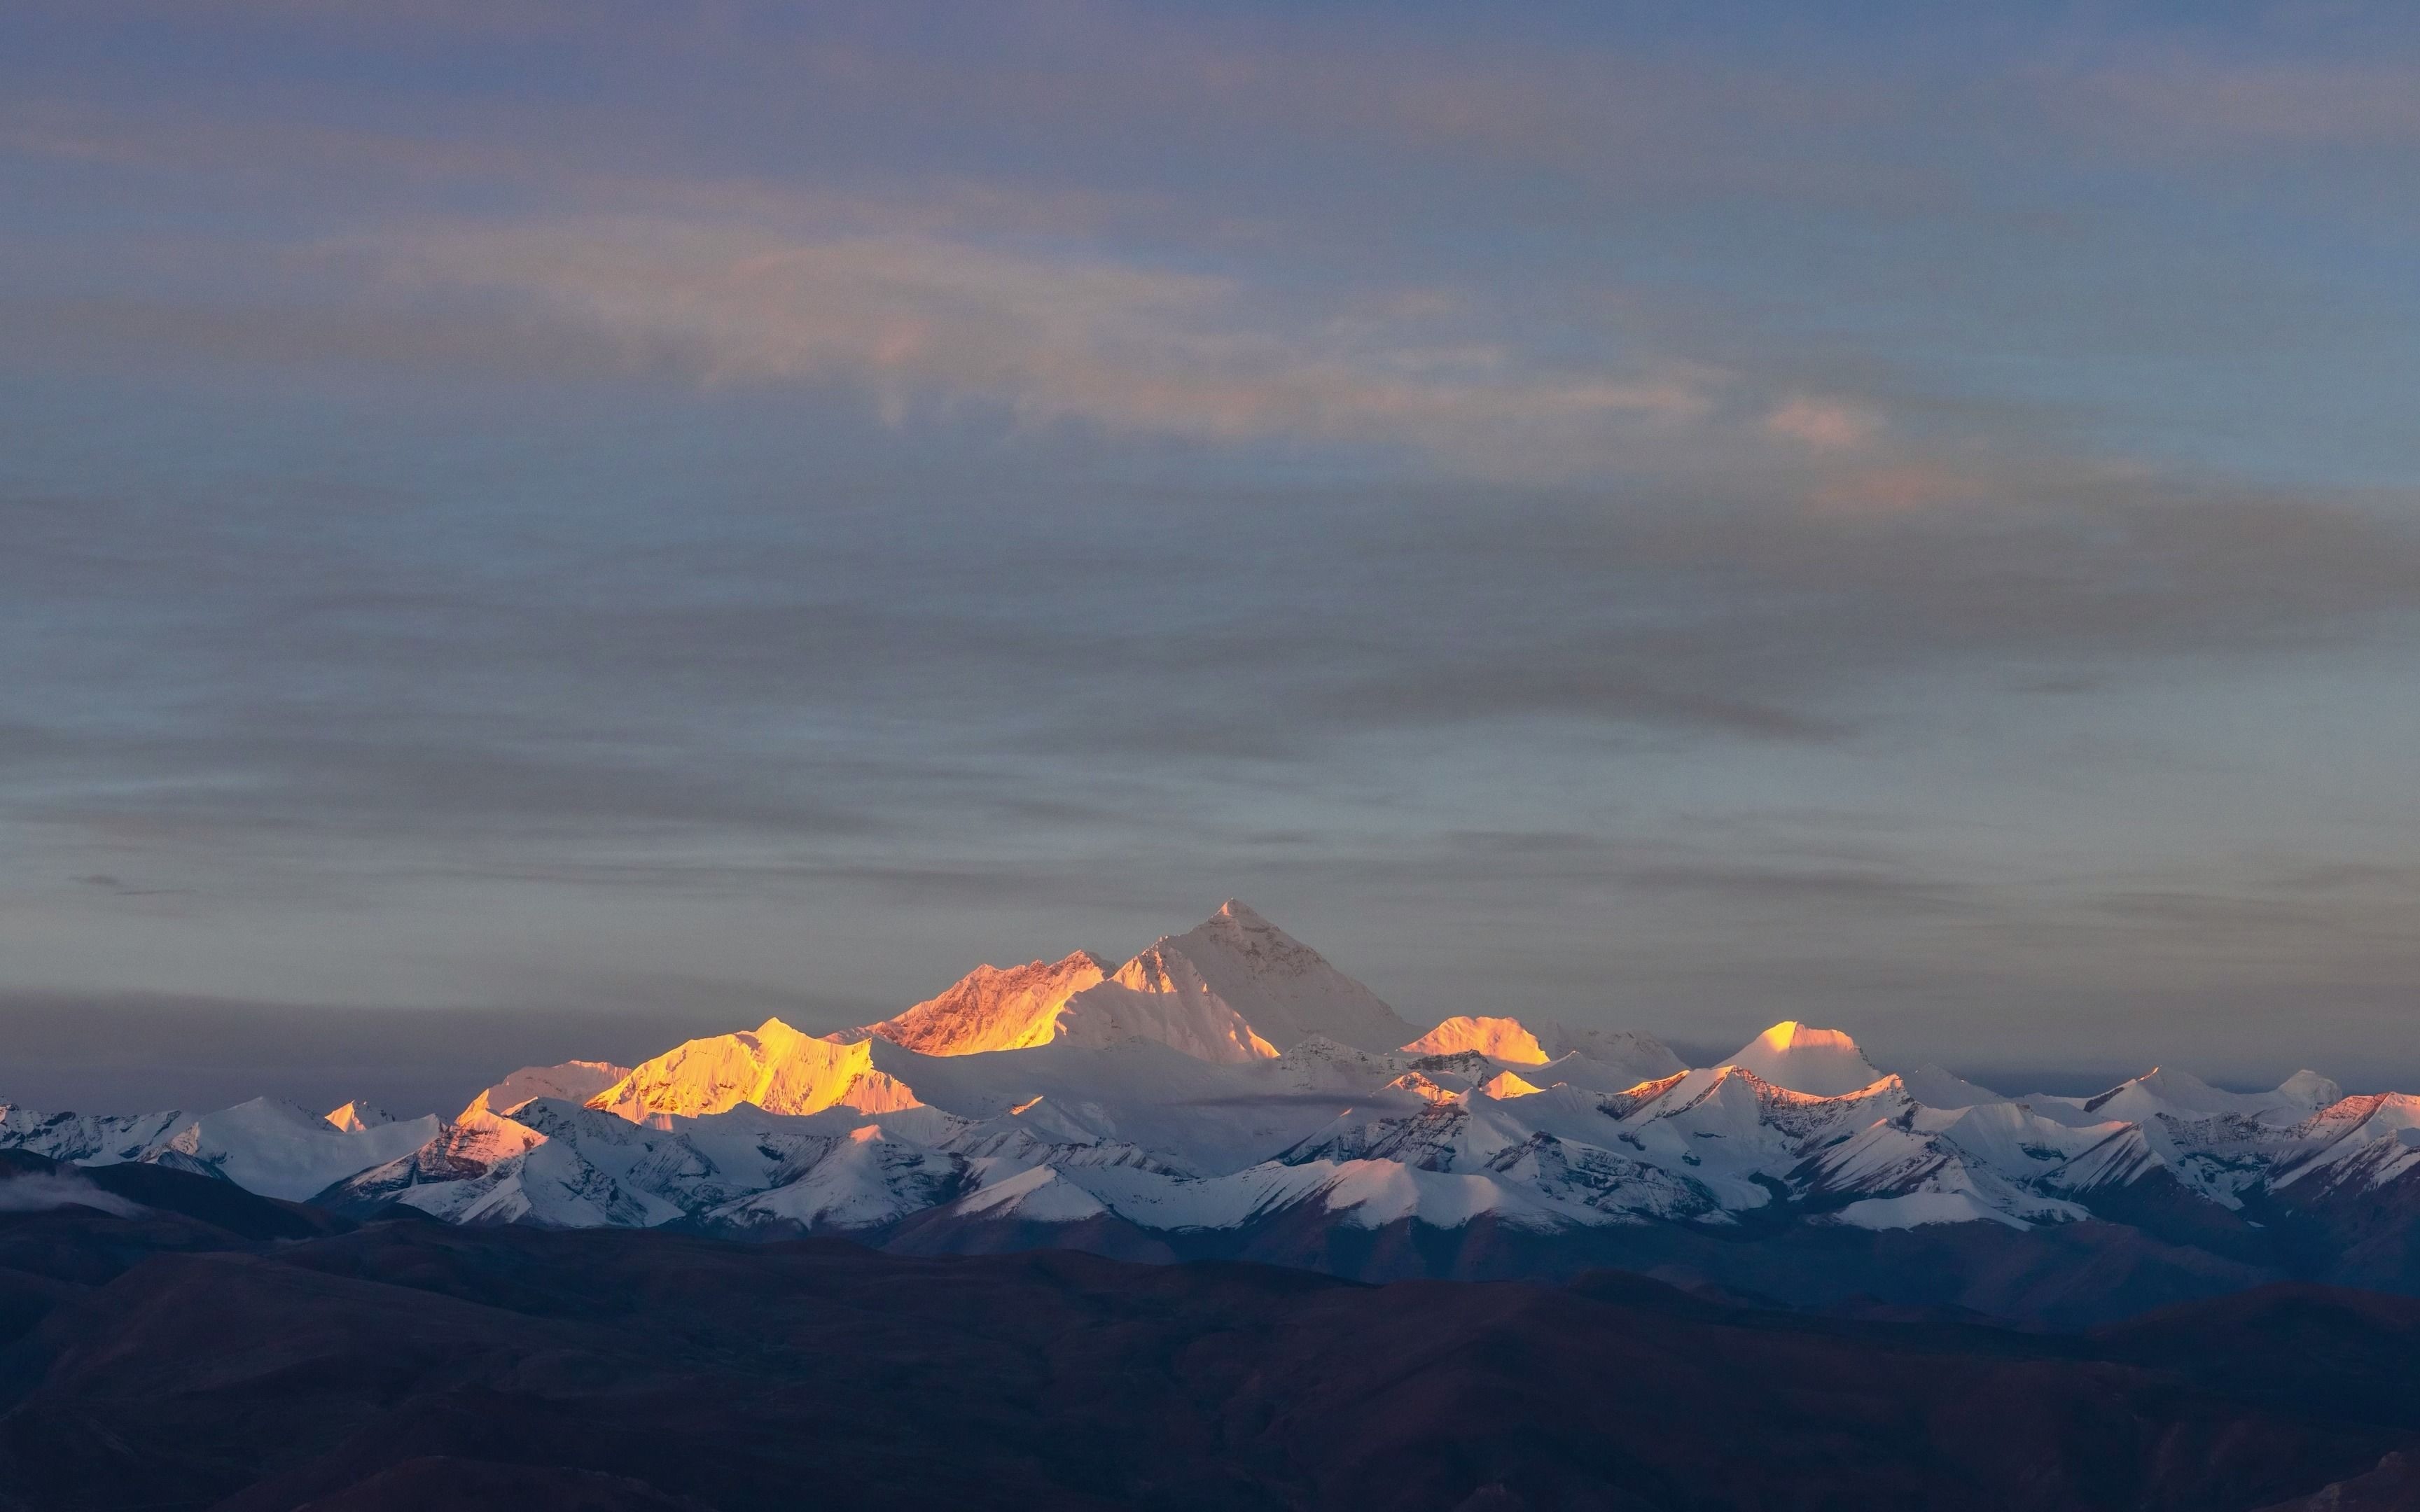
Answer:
4 1 2419 1086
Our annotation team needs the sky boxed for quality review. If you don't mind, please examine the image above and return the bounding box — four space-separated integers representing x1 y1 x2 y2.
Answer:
5 1 2420 1110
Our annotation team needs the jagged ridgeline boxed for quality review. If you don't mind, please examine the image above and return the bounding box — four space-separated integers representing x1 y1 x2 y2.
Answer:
6 901 2415 1322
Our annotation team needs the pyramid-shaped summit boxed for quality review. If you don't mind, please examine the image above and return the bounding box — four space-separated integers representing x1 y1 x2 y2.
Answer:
1725 1021 1882 1097
1104 899 1414 1056
861 902 1414 1064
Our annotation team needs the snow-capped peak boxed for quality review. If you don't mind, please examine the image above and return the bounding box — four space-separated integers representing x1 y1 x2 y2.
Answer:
1533 1024 1687 1083
2277 1069 2345 1110
323 1100 394 1133
1211 897 1270 928
1475 1070 1544 1100
1899 1065 2007 1111
1724 1021 1884 1097
588 1019 922 1121
2057 1064 2341 1128
463 1060 633 1122
1403 1016 1550 1065
164 1097 439 1201
868 951 1113 1056
1127 899 1414 1054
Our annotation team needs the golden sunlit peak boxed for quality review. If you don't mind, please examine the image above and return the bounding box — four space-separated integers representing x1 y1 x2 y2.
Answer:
1478 1070 1544 1100
1724 1020 1880 1098
1402 1015 1552 1065
1748 1020 1856 1054
590 1021 923 1121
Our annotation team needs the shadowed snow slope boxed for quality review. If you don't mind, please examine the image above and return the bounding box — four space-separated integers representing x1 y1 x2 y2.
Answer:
468 1060 633 1120
1535 1023 1686 1082
1057 951 1280 1063
1900 1065 2008 1110
1078 899 1412 1056
162 1099 438 1201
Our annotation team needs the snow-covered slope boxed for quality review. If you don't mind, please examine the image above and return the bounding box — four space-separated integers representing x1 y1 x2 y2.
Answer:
468 1060 632 1119
1400 1016 1685 1084
1087 900 1412 1055
1404 1016 1550 1064
0 1105 190 1166
1057 953 1279 1063
1723 1021 1883 1096
160 1098 442 1201
849 902 1405 1064
2017 1065 2357 1208
1899 1065 2006 1110
0 1097 436 1200
869 951 1112 1056
590 1020 920 1121
1534 1023 1686 1084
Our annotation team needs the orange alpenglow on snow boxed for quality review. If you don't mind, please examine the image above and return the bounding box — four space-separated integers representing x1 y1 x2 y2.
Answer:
1478 1070 1545 1099
863 901 1411 1064
1724 1021 1884 1098
588 1019 921 1121
1400 1015 1552 1065
869 951 1112 1056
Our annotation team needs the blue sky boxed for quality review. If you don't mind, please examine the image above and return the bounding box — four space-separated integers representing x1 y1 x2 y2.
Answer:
5 1 2420 1104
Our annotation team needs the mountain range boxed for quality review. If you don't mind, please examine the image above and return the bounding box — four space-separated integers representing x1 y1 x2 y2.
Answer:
10 899 2420 1326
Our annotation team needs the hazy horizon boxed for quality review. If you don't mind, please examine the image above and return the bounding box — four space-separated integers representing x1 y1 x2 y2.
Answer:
0 892 2377 1115
8 3 2420 1098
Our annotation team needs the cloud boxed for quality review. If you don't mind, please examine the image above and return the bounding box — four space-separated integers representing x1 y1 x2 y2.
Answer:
0 1171 144 1217
2061 56 2420 148
354 217 1716 477
9 451 2420 880
1765 396 1883 451
73 874 190 897
8 0 2420 1080
1809 463 1981 516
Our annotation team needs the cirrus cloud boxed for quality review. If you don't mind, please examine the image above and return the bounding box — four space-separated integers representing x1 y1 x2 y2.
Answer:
357 216 1720 477
1765 395 1883 451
